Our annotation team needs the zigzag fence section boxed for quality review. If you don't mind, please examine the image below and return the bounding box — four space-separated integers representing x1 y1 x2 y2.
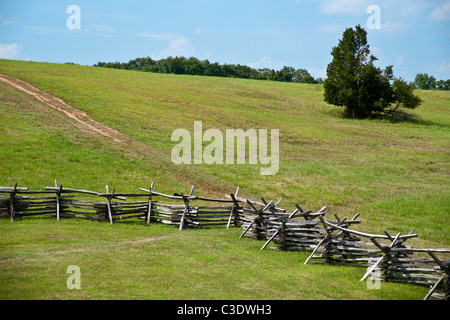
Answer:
1 178 448 300
237 199 449 301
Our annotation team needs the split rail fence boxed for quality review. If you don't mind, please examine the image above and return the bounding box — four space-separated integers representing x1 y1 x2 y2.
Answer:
1 178 448 300
236 198 449 301
0 179 252 230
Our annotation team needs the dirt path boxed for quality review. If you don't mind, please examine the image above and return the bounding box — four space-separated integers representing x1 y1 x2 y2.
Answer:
0 73 124 143
0 72 229 198
0 235 170 263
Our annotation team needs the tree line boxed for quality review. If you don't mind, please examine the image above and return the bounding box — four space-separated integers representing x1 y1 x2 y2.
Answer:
93 57 448 91
94 56 323 84
414 73 450 91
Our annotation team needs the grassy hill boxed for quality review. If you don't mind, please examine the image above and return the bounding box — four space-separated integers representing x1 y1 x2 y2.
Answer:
0 59 448 300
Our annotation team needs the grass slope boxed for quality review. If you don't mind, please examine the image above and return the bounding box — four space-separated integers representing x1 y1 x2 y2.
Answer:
0 59 448 300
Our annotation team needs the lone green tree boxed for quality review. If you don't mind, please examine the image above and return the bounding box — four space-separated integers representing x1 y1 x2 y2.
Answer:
414 73 437 90
324 25 421 119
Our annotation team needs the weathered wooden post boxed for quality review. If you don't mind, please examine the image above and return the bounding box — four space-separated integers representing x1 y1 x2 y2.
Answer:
260 207 301 250
105 185 114 225
304 214 352 265
179 186 195 231
227 187 240 229
423 250 450 300
55 179 62 221
9 178 15 222
146 182 154 224
239 199 273 239
361 228 417 282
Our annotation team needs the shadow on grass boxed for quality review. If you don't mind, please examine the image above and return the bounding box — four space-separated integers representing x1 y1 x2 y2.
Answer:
325 107 450 128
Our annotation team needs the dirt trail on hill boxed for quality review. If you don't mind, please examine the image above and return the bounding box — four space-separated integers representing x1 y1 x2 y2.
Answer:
0 73 125 143
0 73 232 197
0 235 170 263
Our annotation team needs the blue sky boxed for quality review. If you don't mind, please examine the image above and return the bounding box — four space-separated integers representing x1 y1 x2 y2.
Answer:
0 0 449 82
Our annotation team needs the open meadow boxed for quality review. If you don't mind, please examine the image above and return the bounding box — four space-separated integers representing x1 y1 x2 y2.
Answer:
0 59 448 300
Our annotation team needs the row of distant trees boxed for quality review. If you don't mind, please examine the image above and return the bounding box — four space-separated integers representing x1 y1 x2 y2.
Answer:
93 57 448 91
414 73 450 91
94 56 323 84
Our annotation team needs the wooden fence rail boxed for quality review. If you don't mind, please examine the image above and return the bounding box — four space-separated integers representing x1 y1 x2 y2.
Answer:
366 247 450 300
248 206 449 300
2 178 448 300
0 180 284 229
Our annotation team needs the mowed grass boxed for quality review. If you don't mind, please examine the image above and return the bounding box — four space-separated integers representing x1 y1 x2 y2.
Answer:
0 59 448 300
0 218 427 300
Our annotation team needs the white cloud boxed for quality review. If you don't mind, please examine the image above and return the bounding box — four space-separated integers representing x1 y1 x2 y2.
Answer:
24 25 56 34
24 25 75 36
421 59 450 81
318 0 372 15
248 57 274 69
248 57 285 70
308 67 327 79
88 24 115 33
429 1 450 22
396 0 431 17
379 20 407 34
318 17 406 37
160 36 195 58
0 43 22 59
318 0 434 33
137 33 195 59
438 59 450 77
0 14 17 25
396 55 404 67
194 27 206 35
136 33 176 41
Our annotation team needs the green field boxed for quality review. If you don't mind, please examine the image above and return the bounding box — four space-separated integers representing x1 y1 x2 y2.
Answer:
0 59 448 300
